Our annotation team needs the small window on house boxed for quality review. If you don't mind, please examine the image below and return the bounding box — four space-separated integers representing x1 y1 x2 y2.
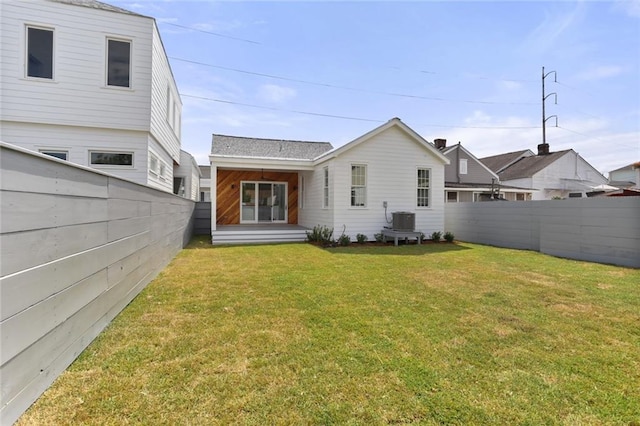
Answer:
446 191 458 203
149 153 159 176
351 164 367 207
27 26 54 79
568 192 583 198
417 168 430 207
106 38 131 87
90 151 133 167
322 167 329 208
459 159 468 175
516 193 525 201
40 150 67 160
173 177 185 196
159 162 166 181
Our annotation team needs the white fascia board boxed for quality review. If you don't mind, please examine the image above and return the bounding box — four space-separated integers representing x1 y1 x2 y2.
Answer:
209 155 315 171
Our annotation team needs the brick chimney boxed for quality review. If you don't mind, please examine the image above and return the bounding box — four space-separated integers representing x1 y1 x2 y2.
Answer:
434 138 447 150
537 143 550 155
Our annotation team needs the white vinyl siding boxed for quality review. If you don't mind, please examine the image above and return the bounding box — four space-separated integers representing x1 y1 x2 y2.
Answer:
350 164 367 207
417 168 430 207
26 26 54 79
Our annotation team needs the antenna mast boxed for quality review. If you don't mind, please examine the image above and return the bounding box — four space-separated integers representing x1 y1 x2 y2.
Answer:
542 66 558 149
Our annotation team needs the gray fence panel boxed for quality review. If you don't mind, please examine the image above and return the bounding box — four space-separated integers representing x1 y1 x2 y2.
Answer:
0 144 195 425
445 198 640 268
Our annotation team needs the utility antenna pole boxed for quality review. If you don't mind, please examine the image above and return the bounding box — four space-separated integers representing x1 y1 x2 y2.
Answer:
542 66 558 151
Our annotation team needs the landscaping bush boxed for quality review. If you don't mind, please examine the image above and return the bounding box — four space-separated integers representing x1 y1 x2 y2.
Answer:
338 234 351 246
430 231 442 242
306 225 334 245
374 232 384 243
356 233 368 244
444 231 455 243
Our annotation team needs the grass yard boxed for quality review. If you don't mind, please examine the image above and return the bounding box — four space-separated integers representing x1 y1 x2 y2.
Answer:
18 238 640 425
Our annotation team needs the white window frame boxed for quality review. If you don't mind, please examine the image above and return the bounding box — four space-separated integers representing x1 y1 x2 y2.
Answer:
322 167 329 209
459 158 468 175
417 167 430 208
105 37 132 88
350 164 367 208
446 191 458 203
149 153 159 176
89 150 134 168
39 149 68 160
26 25 55 80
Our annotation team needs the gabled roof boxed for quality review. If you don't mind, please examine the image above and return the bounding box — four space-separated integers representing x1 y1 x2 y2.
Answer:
316 117 450 165
609 162 640 173
49 0 147 17
497 150 573 180
442 142 499 181
211 134 333 160
480 149 534 174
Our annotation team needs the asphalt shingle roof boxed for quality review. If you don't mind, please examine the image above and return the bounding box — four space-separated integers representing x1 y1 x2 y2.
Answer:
211 134 334 160
50 0 146 17
480 150 531 173
496 150 572 181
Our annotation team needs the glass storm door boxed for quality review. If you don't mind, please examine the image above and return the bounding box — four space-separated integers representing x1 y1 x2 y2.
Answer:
240 182 287 223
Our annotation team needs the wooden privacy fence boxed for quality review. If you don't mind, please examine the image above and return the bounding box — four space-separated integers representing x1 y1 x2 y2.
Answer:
0 143 195 425
444 197 640 268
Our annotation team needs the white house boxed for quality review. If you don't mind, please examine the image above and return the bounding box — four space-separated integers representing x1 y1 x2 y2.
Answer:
0 0 182 193
209 118 450 244
608 162 640 189
173 150 201 201
480 144 608 200
436 139 533 202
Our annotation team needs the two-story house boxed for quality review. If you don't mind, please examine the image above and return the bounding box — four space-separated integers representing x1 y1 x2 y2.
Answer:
480 143 608 200
0 0 183 193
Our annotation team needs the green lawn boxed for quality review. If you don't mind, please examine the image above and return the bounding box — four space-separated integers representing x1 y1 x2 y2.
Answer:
18 238 640 425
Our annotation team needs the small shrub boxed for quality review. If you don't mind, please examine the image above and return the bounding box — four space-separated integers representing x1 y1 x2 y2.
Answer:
430 231 442 242
356 233 368 244
444 231 455 243
338 234 351 246
374 232 384 243
306 225 334 245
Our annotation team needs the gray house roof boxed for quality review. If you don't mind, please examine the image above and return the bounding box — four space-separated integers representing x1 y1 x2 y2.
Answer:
211 134 334 160
50 0 147 17
496 150 572 181
480 150 532 174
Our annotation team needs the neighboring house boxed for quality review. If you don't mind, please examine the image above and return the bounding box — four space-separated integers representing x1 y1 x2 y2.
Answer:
173 150 201 201
608 162 640 189
209 118 450 244
436 139 533 202
0 0 183 194
480 144 608 200
199 165 211 202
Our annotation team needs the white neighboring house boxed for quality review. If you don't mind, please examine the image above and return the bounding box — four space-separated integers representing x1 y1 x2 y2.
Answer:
209 118 450 244
608 162 640 189
199 165 211 202
173 150 201 201
0 0 182 193
480 144 608 200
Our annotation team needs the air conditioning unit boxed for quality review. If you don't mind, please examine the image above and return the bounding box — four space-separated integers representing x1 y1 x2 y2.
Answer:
392 212 415 232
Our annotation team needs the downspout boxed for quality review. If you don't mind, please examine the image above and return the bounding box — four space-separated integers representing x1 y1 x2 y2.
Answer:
456 142 461 183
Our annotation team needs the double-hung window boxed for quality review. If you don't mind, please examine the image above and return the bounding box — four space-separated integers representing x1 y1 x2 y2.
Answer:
106 38 131 88
417 168 430 207
26 26 54 79
350 164 367 207
322 167 329 208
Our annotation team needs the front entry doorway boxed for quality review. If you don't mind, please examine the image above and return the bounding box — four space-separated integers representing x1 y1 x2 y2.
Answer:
240 181 288 223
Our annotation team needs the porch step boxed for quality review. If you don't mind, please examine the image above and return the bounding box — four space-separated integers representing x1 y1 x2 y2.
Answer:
212 226 308 245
